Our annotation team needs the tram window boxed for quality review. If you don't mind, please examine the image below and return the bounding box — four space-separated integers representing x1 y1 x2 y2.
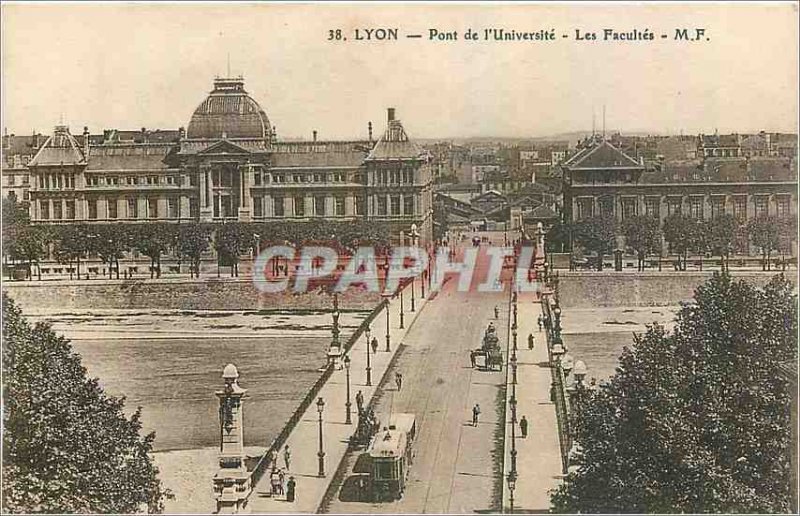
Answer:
376 462 393 479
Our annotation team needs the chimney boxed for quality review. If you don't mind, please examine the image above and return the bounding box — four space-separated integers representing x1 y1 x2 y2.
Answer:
368 121 373 142
387 108 395 123
83 126 90 155
178 126 186 140
313 130 317 142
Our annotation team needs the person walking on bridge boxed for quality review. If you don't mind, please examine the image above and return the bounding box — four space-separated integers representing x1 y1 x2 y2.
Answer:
520 415 529 438
356 390 364 415
494 305 499 319
528 333 535 350
472 403 481 426
283 445 291 471
395 372 403 391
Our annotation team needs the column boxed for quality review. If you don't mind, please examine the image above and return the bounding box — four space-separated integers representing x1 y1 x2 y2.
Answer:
345 195 355 216
237 163 252 222
180 196 191 219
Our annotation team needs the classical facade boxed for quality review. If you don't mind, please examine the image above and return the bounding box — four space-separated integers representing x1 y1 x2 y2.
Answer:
20 76 433 243
562 136 798 252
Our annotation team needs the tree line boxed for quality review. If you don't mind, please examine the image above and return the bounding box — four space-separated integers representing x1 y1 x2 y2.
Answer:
2 197 391 281
546 212 796 272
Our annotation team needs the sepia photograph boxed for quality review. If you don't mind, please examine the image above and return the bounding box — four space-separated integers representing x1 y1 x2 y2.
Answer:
1 1 798 514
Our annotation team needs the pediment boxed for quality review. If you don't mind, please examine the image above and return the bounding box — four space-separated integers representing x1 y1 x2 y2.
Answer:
198 140 251 155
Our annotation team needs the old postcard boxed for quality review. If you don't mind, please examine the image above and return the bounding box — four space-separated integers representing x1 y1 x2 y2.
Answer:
1 1 797 514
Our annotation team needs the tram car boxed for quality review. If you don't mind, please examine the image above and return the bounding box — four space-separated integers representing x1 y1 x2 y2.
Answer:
367 413 417 502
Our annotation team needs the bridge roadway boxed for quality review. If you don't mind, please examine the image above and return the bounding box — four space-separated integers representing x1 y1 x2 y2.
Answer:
325 233 512 513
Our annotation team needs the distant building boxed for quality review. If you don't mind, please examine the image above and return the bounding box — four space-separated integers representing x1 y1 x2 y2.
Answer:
1 130 46 204
17 76 433 243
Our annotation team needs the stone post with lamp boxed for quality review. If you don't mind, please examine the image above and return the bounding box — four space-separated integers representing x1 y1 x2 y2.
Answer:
326 293 344 370
213 364 251 514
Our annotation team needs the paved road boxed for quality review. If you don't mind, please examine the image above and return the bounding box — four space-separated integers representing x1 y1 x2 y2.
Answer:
325 233 512 513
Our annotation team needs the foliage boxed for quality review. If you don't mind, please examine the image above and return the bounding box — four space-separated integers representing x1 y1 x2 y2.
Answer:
707 214 740 271
131 223 178 278
551 273 797 513
545 220 572 253
662 214 705 271
2 196 30 227
177 223 212 278
622 215 662 271
747 215 781 271
52 224 92 279
214 223 257 276
5 225 51 280
2 293 172 513
573 216 616 271
86 224 131 279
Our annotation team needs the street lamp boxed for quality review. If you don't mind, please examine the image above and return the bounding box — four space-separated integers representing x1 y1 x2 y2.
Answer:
512 303 518 329
507 470 517 513
316 397 326 477
399 287 405 329
553 305 562 340
365 326 372 386
510 353 518 385
573 360 588 387
344 354 352 425
410 276 416 312
384 298 391 352
551 341 566 365
512 328 518 352
562 353 574 377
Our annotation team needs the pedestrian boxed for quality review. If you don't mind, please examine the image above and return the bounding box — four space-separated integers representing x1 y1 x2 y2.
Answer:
283 445 291 471
371 337 378 354
356 390 364 414
286 476 296 502
270 469 282 495
520 415 528 438
537 315 543 332
279 468 286 493
472 403 481 426
528 333 535 350
270 449 279 471
469 350 476 368
395 372 403 391
494 305 499 319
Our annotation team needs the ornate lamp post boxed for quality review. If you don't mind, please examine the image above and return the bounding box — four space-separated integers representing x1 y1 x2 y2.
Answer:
399 287 405 329
365 326 372 386
384 297 391 352
573 360 588 387
511 353 518 385
512 328 518 352
316 397 326 477
507 470 517 513
553 305 562 341
512 302 518 329
344 354 352 425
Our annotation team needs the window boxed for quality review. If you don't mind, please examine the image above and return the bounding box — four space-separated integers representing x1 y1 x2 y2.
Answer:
335 196 345 216
189 174 198 187
273 196 284 217
667 197 682 216
53 201 62 220
7 175 15 186
754 197 768 217
404 195 414 215
87 176 99 187
127 176 136 185
621 198 637 221
314 174 324 183
253 196 263 217
190 198 199 218
688 197 703 219
147 198 158 219
147 176 158 185
314 196 326 216
273 174 284 183
88 200 98 220
108 199 118 219
128 198 138 219
21 175 29 185
598 197 613 217
40 201 50 220
294 196 305 217
107 176 118 186
776 196 790 218
377 196 387 216
391 195 400 215
644 198 660 218
254 171 262 186
166 176 176 185
65 200 75 220
732 196 746 220
355 196 365 216
710 197 725 218
293 174 302 183
167 197 178 219
576 198 593 220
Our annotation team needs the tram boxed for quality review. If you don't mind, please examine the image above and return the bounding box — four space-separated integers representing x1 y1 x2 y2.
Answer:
367 413 417 502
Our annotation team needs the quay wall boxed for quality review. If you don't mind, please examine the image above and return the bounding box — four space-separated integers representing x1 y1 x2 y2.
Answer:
556 271 797 308
2 278 382 312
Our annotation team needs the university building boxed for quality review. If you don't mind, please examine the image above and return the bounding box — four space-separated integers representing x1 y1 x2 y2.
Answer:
14 76 433 243
561 136 798 253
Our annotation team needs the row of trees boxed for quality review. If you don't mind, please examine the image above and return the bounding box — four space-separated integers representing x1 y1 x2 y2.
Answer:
546 213 796 272
2 199 391 280
551 273 797 513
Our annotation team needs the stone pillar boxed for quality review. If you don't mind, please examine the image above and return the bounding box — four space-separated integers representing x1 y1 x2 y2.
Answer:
180 196 191 219
200 164 213 222
345 195 355 216
212 364 251 514
238 163 252 222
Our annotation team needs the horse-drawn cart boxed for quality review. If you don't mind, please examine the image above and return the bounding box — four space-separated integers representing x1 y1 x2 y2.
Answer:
470 323 503 371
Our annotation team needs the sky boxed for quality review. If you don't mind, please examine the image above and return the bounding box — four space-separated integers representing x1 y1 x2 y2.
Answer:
2 2 798 140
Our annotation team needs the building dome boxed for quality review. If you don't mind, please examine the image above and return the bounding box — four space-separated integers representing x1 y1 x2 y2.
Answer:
186 77 271 140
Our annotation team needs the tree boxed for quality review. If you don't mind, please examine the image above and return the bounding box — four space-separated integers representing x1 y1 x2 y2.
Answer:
6 225 50 280
663 214 704 271
747 215 781 271
551 273 796 513
87 224 131 279
546 220 572 254
573 216 616 271
177 223 212 278
213 223 256 277
52 224 91 280
707 214 739 272
622 215 662 271
776 216 797 270
132 223 178 279
2 293 172 512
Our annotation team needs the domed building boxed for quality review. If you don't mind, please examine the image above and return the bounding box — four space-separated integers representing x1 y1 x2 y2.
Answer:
20 75 434 268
